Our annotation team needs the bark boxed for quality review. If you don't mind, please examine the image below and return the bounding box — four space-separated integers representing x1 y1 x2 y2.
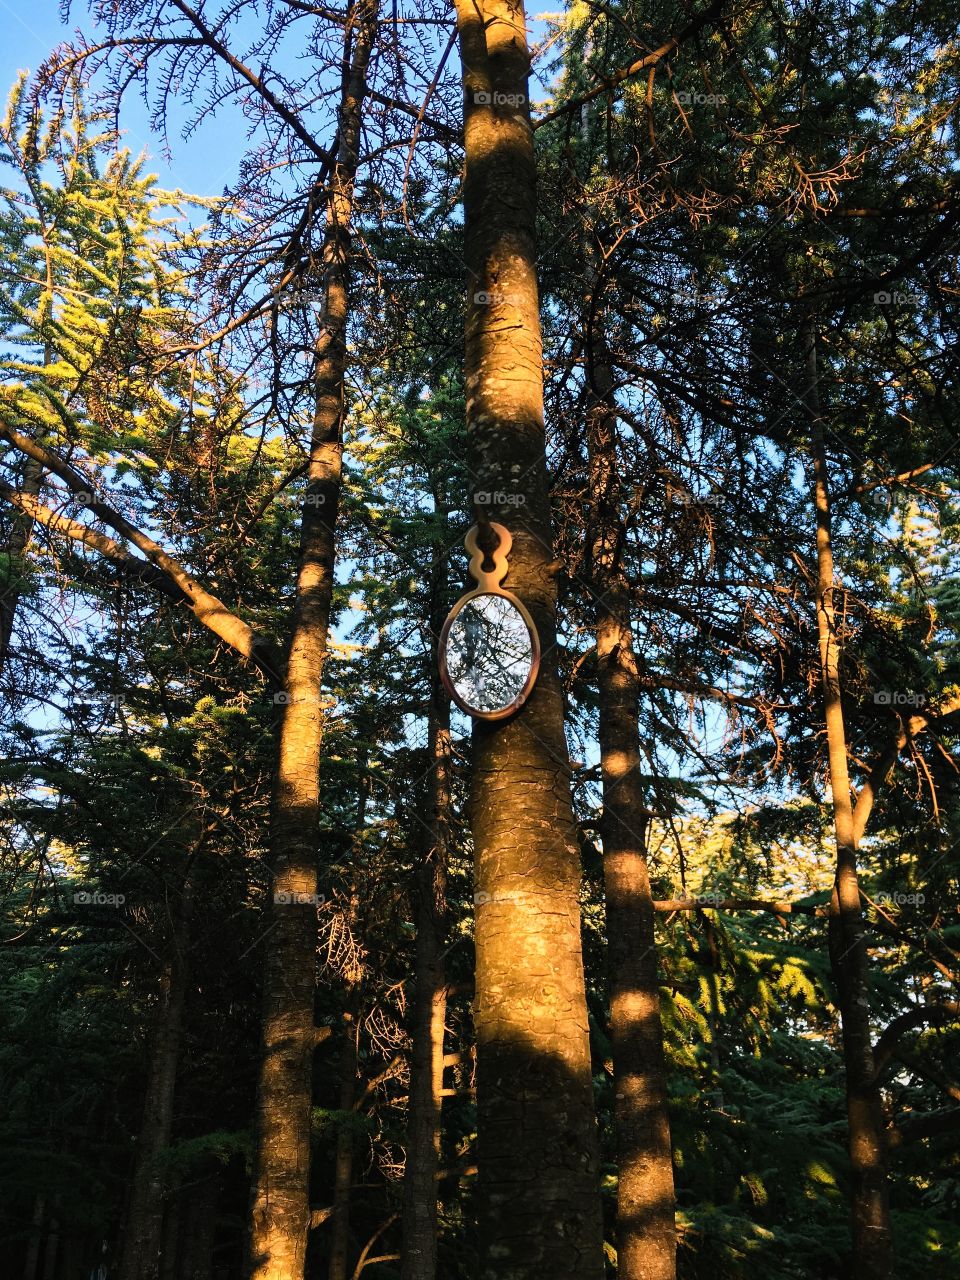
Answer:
41 1217 58 1280
401 558 452 1280
324 767 373 1280
246 6 376 1278
0 287 53 679
453 2 604 1274
328 1013 359 1280
22 1195 44 1280
119 872 196 1280
0 455 43 676
803 317 893 1280
54 1232 77 1280
160 1195 180 1280
584 232 676 1280
180 1176 220 1280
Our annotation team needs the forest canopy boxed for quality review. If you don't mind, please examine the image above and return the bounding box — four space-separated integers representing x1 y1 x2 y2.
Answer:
0 0 957 1278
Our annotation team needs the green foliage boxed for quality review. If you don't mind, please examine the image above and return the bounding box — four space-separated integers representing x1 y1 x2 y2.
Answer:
0 0 958 1273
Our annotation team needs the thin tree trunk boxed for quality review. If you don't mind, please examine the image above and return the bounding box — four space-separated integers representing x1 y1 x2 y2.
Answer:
803 316 893 1280
246 7 377 1277
119 872 196 1280
0 433 43 675
328 1012 359 1280
160 1194 180 1280
703 918 723 1107
22 1195 45 1280
401 547 452 1280
452 3 605 1274
326 773 371 1280
1 271 54 677
41 1215 58 1280
54 1230 77 1280
584 296 676 1278
179 1176 219 1280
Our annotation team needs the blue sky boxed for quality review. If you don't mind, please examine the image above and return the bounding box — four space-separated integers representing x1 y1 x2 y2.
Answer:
0 0 251 198
1 2 561 199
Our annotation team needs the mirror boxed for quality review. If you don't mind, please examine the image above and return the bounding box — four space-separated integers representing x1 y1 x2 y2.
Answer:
441 591 538 718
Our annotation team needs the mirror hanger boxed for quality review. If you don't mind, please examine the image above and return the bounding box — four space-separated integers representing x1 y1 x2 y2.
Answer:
438 522 541 720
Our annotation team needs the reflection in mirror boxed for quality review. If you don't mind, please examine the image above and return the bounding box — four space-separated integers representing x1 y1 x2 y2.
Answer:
445 592 535 715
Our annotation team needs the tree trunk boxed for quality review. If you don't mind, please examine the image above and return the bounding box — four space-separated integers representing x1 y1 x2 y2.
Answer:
803 316 893 1280
160 1193 180 1280
584 292 676 1279
54 1230 78 1280
41 1215 58 1280
0 448 43 675
22 1195 45 1280
246 7 377 1278
1 302 52 679
401 562 452 1280
119 872 196 1280
328 1012 359 1280
452 3 605 1275
179 1176 219 1280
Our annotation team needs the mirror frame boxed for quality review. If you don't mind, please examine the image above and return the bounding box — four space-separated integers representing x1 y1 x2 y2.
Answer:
438 523 541 721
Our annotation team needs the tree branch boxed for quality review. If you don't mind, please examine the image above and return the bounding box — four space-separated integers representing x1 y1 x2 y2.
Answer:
0 428 281 684
873 1002 959 1076
533 0 726 131
168 0 335 164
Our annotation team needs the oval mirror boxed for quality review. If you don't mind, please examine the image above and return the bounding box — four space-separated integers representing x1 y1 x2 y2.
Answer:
440 591 539 719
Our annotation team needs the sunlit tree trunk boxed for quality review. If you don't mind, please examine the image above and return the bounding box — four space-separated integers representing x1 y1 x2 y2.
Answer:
401 535 452 1280
584 272 676 1279
246 6 377 1277
803 316 893 1280
119 869 196 1280
453 1 605 1274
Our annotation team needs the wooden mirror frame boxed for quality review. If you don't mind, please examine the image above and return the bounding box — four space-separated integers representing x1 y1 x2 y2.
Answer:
438 523 541 721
